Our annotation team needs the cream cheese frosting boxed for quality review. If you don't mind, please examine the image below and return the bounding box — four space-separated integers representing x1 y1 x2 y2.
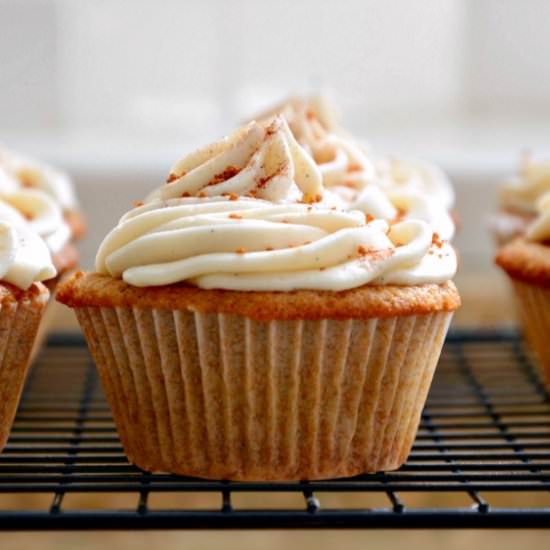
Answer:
0 216 56 290
500 156 550 215
526 191 550 242
0 147 78 213
147 117 323 204
372 156 455 212
0 172 71 255
96 196 457 290
100 116 456 291
252 101 455 239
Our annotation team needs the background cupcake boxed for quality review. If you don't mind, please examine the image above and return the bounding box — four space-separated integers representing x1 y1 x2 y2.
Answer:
0 146 85 244
491 154 550 246
496 191 550 388
58 117 459 480
0 218 56 451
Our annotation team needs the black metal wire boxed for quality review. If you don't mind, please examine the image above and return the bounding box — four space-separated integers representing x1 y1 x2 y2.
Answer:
0 330 549 530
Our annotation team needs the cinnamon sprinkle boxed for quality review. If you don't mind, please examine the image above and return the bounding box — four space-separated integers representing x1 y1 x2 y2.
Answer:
357 245 368 256
198 191 206 198
228 213 242 220
181 192 191 198
432 232 444 248
207 165 240 186
166 172 184 184
365 213 375 223
347 162 362 173
235 247 246 254
228 192 238 201
133 200 144 208
265 246 274 251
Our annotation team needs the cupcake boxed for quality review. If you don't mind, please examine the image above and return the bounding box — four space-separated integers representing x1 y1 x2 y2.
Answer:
0 218 56 451
57 117 460 480
496 191 550 388
253 96 456 240
490 154 550 246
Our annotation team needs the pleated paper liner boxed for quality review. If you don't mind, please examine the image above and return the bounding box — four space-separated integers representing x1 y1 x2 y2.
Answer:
0 283 49 452
75 306 453 480
512 279 550 389
30 267 79 363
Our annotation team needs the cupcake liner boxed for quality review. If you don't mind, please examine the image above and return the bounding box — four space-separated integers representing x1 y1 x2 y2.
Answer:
74 305 452 480
511 280 550 389
0 286 49 451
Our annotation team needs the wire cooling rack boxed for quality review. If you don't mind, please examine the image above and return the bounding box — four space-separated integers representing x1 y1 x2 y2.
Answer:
0 330 549 530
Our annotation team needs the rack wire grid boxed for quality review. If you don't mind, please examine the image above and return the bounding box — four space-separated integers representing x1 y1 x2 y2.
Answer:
0 329 549 530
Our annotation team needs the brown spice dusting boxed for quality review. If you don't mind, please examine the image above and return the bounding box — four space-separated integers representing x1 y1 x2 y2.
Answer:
166 172 183 183
357 245 368 256
133 200 144 208
391 208 406 224
301 194 322 204
303 240 312 245
228 213 242 220
235 247 246 254
207 165 240 186
432 232 444 248
365 213 375 223
22 211 33 221
198 191 206 198
228 192 238 201
347 162 362 173
181 192 191 198
319 267 326 271
265 246 274 251
306 110 316 120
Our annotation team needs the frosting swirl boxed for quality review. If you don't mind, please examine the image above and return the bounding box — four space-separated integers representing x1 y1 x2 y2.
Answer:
0 147 78 212
0 183 71 255
375 156 455 211
0 217 56 290
500 156 550 215
96 197 456 291
526 191 550 242
253 100 455 238
147 117 323 204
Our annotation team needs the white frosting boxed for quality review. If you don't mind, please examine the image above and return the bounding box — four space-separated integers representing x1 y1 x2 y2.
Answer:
0 148 78 211
526 191 550 242
147 117 323 204
96 197 456 290
0 219 56 290
500 157 550 214
375 156 455 211
252 102 455 238
0 189 71 255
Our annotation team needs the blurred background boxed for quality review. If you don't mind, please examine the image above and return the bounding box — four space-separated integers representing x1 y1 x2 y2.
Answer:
2 0 550 547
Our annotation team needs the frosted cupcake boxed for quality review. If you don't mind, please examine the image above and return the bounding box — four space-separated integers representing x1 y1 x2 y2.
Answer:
496 192 550 387
491 154 550 246
58 117 460 480
253 96 456 240
0 218 56 451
